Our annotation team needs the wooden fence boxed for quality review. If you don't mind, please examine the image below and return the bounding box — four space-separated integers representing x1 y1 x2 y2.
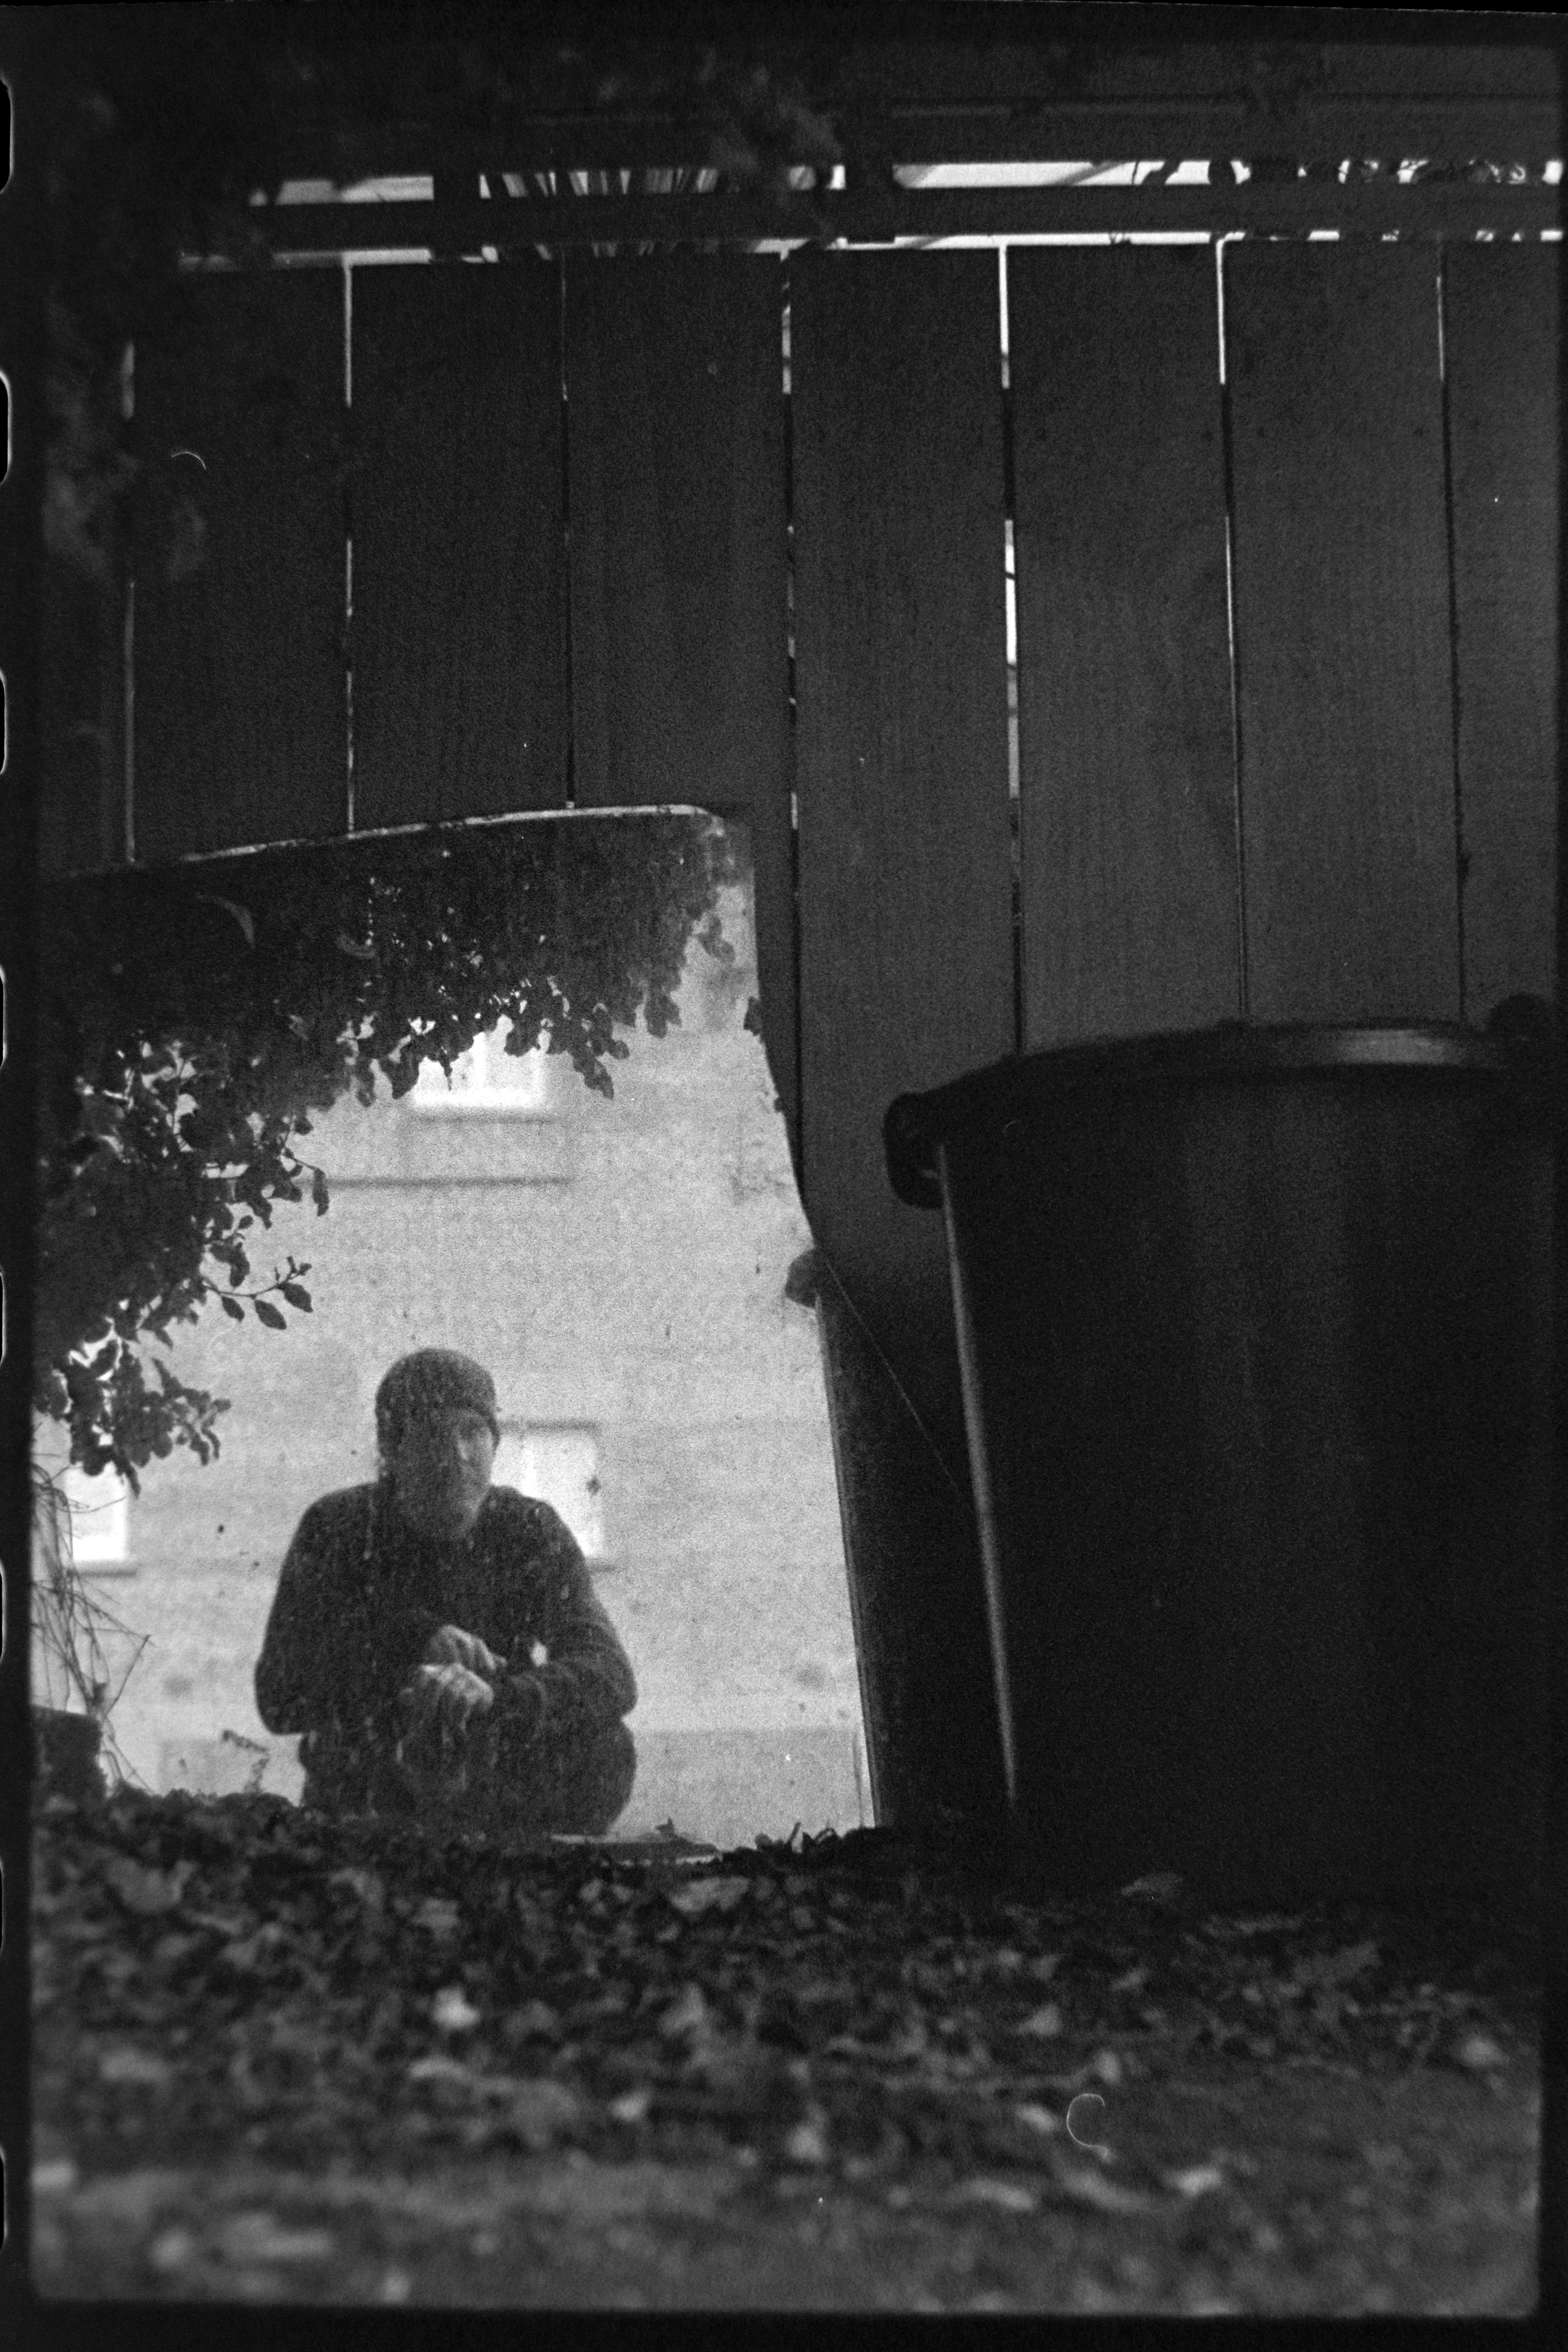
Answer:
38 232 1560 1820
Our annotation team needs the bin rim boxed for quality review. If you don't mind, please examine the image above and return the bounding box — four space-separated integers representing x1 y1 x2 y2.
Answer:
884 1019 1537 1210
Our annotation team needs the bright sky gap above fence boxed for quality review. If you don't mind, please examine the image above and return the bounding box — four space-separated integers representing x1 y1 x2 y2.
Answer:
256 160 1566 206
193 162 1563 267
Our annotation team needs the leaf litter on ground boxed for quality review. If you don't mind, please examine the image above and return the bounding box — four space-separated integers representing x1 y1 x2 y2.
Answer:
29 1785 1545 2311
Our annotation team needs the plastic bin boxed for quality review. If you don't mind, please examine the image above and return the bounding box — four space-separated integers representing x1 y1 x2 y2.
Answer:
885 1022 1555 1904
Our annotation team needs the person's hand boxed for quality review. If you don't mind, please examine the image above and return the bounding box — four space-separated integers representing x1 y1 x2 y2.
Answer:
396 1663 497 1806
423 1624 506 1678
403 1659 496 1732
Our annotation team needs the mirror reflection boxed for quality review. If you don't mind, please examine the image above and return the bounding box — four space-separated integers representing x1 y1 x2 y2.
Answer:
34 818 867 1851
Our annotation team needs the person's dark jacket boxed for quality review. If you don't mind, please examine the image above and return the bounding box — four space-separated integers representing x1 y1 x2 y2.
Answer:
255 1481 636 1813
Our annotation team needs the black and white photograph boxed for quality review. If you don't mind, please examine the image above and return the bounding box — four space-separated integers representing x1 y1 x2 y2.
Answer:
2 0 1562 2325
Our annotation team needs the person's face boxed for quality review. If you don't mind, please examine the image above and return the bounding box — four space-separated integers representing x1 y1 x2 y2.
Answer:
385 1406 496 1541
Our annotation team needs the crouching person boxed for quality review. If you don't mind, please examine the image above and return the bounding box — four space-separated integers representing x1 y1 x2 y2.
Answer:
255 1349 636 1839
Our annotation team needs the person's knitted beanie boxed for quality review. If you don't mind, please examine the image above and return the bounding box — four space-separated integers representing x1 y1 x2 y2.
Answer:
374 1349 500 1453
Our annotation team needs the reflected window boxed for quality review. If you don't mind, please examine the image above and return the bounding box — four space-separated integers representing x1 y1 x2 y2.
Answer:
411 1018 551 1115
495 1424 605 1563
60 1464 132 1571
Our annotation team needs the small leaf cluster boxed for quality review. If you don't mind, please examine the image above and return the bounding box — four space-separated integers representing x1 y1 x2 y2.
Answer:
37 815 739 1486
212 1249 315 1333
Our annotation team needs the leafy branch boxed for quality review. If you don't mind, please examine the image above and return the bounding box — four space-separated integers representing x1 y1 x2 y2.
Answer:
207 1251 316 1332
38 815 741 1486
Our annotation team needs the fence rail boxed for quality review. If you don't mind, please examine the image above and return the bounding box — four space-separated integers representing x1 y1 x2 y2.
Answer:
199 178 1563 263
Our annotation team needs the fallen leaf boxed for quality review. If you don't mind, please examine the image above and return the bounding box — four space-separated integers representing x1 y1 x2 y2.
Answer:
408 2054 474 2088
328 1867 386 1912
432 1985 482 2034
659 1983 715 2042
183 1909 253 1938
1120 1872 1183 1904
782 2112 830 2167
412 1897 461 1939
1014 2103 1060 2137
98 2046 174 2089
1165 2163 1227 2198
666 1875 751 1918
216 2210 336 2267
221 1925 287 1975
504 2078 583 2151
103 1857 191 1916
150 1931 203 1970
949 2178 1037 2213
1054 2164 1153 2215
689 2034 792 2116
875 2016 931 2062
1295 1940 1379 1989
148 2226 198 2274
49 1914 116 1948
1454 2031 1507 2073
822 2033 883 2059
1017 2003 1063 2039
609 2085 653 2124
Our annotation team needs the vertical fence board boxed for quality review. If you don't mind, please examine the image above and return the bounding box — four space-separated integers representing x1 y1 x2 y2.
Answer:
565 254 796 1150
792 249 1013 1389
566 254 786 812
1010 247 1239 1049
39 556 123 875
133 272 347 862
1226 243 1459 1023
792 250 1013 1827
352 263 567 828
1445 243 1559 1021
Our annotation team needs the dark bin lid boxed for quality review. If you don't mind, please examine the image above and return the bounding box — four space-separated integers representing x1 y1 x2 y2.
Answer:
884 1018 1552 1210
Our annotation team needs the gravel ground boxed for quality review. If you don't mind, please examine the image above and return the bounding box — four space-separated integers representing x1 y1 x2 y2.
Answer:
21 1786 1544 2317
